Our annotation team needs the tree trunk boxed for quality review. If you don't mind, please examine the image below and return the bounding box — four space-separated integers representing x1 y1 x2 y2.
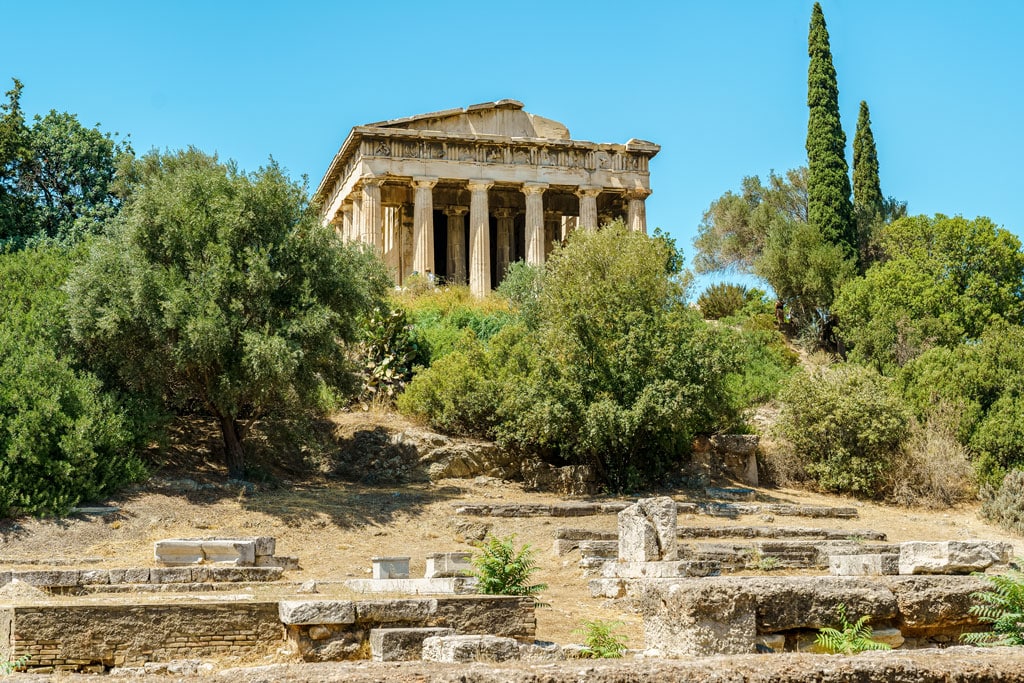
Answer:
218 414 246 480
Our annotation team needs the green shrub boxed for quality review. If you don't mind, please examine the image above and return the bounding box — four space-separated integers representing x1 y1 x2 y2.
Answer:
721 323 799 409
470 534 547 604
980 469 1024 536
961 560 1024 646
697 282 766 320
815 603 892 654
0 245 147 518
397 285 516 364
778 363 910 497
574 619 628 658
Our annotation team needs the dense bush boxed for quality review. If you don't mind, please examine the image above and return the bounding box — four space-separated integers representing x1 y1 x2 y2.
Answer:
396 284 516 364
0 246 145 517
353 306 424 407
719 317 799 408
777 362 909 497
697 283 766 320
980 469 1024 537
898 324 1024 485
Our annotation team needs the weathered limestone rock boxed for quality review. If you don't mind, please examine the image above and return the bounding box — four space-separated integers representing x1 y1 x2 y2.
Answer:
519 640 565 661
345 578 477 595
871 627 905 648
425 552 472 579
421 634 521 663
618 497 677 562
370 627 454 661
279 601 356 625
640 581 757 656
898 541 1013 575
830 554 900 576
372 556 410 580
880 575 989 637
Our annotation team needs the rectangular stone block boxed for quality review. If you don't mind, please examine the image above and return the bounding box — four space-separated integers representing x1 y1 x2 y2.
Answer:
345 578 478 595
618 506 659 562
355 599 437 623
12 570 80 587
254 555 300 570
252 537 276 557
154 539 256 566
123 568 151 584
150 567 193 583
830 553 899 576
0 571 12 586
578 540 618 558
421 634 520 663
78 570 110 585
554 528 618 541
641 582 757 656
370 627 454 661
899 541 1013 575
601 560 719 579
424 552 472 578
278 600 355 625
372 556 410 580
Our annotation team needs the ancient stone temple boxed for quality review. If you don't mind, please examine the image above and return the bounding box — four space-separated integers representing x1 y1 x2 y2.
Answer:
313 99 659 296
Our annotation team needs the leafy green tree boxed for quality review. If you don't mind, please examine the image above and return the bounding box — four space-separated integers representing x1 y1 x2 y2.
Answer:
694 168 807 274
0 78 132 248
66 149 388 478
754 218 856 339
835 214 1024 372
502 222 736 490
806 3 855 259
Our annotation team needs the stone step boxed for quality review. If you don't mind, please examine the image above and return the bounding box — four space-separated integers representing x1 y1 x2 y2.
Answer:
370 627 455 661
2 566 283 588
677 526 886 541
578 540 618 558
459 501 858 519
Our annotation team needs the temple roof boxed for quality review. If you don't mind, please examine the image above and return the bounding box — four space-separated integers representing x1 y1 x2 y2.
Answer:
363 99 571 140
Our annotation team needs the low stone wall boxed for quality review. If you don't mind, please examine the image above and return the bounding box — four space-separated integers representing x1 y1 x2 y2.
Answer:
281 596 536 662
3 602 283 673
629 575 990 656
0 566 283 593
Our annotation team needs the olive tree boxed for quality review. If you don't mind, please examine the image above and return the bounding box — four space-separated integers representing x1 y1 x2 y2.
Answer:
67 148 388 478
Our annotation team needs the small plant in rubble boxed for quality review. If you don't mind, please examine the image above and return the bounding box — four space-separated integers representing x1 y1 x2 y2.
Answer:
574 619 629 658
814 603 892 654
471 534 548 605
2 655 30 675
961 559 1024 646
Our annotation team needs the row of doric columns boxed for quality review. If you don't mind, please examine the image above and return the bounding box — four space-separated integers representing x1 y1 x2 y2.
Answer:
335 175 650 296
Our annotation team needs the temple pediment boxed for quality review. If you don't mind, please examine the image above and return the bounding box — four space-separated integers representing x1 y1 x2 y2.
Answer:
366 99 571 141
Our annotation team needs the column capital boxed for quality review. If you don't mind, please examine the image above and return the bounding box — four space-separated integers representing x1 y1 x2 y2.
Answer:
413 176 438 189
467 180 494 192
444 206 469 217
522 182 549 195
493 208 515 219
360 174 384 188
576 185 603 198
625 188 652 200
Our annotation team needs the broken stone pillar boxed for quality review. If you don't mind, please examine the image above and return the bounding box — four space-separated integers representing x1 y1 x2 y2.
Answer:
617 497 677 562
640 581 756 656
898 541 1013 575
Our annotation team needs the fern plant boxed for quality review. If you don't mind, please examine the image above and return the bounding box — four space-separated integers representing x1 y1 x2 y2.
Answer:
471 534 548 605
815 603 893 654
574 619 628 658
961 560 1024 646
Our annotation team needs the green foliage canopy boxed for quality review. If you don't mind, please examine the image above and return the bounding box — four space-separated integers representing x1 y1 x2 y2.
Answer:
835 214 1024 373
66 148 388 478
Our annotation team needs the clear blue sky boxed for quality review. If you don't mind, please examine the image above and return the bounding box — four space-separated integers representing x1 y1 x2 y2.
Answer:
6 1 1023 275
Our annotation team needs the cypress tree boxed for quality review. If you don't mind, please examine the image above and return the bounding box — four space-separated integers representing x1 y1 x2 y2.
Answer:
806 3 855 258
853 101 883 218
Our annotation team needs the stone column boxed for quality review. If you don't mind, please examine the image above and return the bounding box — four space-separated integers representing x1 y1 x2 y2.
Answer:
544 211 561 258
361 177 383 249
522 182 548 266
382 205 401 276
341 203 353 241
577 185 601 232
562 215 578 240
468 180 493 298
627 189 651 235
351 193 363 244
494 208 515 283
445 207 468 285
412 177 438 277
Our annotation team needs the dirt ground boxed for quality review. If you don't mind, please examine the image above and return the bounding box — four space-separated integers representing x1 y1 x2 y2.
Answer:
1 410 1022 676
